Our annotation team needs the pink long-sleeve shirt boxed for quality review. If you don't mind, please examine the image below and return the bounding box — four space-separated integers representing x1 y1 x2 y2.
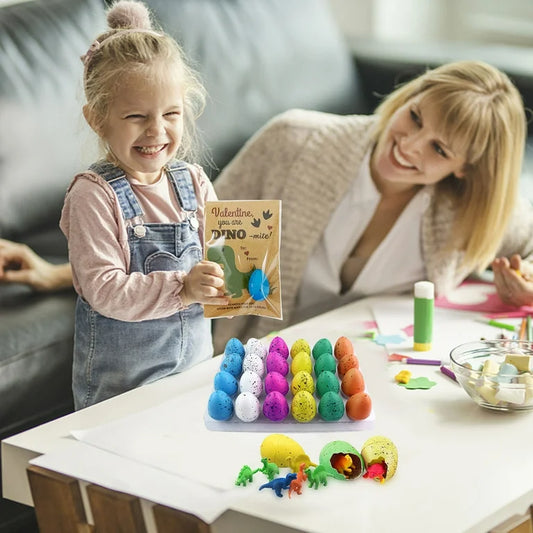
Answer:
60 163 217 322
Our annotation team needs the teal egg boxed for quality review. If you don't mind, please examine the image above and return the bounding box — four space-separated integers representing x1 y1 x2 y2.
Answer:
316 370 340 397
315 352 337 376
318 391 345 421
312 338 333 360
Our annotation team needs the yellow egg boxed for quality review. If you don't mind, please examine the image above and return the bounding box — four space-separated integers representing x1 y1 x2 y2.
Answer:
291 390 316 422
291 351 313 375
290 338 311 358
291 370 315 395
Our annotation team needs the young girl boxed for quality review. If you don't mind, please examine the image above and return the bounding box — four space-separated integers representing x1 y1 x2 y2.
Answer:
60 0 228 409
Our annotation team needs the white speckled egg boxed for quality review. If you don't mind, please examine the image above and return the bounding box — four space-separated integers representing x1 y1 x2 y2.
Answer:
234 392 261 422
239 370 264 396
242 353 265 377
246 338 268 360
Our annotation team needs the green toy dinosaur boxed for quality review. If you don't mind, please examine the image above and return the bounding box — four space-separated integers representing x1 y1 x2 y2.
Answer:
207 245 253 298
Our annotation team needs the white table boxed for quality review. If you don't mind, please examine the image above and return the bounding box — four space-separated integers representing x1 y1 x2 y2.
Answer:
3 295 533 533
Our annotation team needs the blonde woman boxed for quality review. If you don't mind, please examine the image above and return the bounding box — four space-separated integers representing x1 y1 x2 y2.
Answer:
213 60 533 352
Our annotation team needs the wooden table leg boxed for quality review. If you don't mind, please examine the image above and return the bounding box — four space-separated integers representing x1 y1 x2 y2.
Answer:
152 504 211 533
86 484 147 533
27 465 92 533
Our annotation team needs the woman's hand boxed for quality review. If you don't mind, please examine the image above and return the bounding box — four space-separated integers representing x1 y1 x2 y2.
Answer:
492 254 533 307
0 238 72 291
181 260 229 307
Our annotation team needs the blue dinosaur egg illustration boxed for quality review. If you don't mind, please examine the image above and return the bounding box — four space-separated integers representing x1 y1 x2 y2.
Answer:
220 352 243 377
213 370 238 396
207 390 234 420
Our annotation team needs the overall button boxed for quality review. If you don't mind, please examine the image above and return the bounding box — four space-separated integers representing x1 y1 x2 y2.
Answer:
134 225 146 238
189 216 199 231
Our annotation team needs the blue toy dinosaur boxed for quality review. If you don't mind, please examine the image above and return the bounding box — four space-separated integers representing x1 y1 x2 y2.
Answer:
259 473 297 497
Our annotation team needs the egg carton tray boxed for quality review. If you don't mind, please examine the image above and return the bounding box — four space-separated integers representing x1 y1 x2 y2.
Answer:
204 404 375 432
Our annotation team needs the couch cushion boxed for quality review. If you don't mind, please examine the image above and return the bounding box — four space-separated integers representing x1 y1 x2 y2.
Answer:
139 0 366 176
0 0 106 245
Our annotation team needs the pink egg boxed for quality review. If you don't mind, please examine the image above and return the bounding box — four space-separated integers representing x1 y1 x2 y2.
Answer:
269 336 289 359
266 352 289 376
262 391 289 421
264 371 289 395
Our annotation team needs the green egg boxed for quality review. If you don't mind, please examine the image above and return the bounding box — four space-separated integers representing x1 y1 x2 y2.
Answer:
316 370 340 397
319 440 364 480
312 338 333 360
318 391 344 421
314 352 337 376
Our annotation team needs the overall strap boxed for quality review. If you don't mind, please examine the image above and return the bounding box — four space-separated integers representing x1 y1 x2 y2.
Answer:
90 161 144 220
166 161 198 212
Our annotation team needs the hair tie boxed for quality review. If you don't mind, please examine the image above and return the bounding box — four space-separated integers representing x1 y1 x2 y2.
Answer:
80 39 100 70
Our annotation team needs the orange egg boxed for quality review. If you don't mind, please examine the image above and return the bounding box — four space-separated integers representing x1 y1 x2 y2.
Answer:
334 336 354 361
337 354 359 378
341 367 365 396
346 392 372 420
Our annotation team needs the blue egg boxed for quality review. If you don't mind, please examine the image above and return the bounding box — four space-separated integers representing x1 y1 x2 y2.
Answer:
220 352 243 377
214 371 239 396
208 390 234 420
225 337 245 359
248 269 269 301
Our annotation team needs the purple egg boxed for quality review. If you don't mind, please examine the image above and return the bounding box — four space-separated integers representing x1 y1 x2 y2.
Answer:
264 371 289 395
269 336 289 359
262 391 289 421
266 352 289 376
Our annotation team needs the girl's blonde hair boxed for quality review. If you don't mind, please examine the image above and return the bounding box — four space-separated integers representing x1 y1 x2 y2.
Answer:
374 60 526 272
82 1 206 163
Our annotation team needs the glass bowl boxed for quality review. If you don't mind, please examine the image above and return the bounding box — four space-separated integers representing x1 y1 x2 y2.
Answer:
449 340 533 411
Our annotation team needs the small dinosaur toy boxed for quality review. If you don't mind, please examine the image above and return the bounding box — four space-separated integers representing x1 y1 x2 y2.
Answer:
207 245 253 298
235 465 259 487
258 457 279 481
259 473 297 497
306 465 330 489
288 463 308 498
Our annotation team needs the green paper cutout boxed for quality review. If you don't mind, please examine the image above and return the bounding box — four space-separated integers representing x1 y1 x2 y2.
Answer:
399 377 437 390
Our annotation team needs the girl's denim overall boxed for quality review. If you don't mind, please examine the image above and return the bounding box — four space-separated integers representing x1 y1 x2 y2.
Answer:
73 160 212 409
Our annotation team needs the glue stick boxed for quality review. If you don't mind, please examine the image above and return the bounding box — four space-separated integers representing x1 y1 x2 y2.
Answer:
413 281 434 352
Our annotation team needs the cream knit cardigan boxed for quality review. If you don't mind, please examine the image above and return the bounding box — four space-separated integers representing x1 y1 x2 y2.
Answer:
213 109 533 353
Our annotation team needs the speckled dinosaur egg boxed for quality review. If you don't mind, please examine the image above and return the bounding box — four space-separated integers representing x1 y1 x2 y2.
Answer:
334 336 354 361
242 353 265 377
220 352 243 377
207 390 234 421
246 338 268 360
291 370 315 395
234 392 261 422
269 336 289 359
263 391 289 421
319 440 363 480
316 370 340 397
314 352 337 376
312 338 333 360
291 390 316 422
239 370 263 396
224 337 245 359
290 338 311 358
266 351 289 376
264 371 289 395
291 351 313 375
213 370 239 396
318 391 345 421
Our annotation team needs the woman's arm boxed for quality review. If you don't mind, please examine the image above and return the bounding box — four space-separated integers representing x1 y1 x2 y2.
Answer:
0 238 73 291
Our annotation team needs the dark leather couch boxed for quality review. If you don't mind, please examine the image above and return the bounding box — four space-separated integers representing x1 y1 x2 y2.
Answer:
1 0 533 531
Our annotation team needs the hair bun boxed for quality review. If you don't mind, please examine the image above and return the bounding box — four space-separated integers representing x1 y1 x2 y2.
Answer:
107 1 152 30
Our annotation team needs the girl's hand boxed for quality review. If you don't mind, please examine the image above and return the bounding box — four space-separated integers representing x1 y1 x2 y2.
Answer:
0 238 72 291
492 254 533 307
181 260 229 307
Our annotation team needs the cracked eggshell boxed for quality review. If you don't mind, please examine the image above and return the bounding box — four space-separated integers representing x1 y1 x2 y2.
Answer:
361 436 398 481
260 434 316 470
319 440 364 480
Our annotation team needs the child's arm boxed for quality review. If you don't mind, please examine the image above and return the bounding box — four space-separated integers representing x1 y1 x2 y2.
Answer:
180 260 229 307
60 175 204 321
